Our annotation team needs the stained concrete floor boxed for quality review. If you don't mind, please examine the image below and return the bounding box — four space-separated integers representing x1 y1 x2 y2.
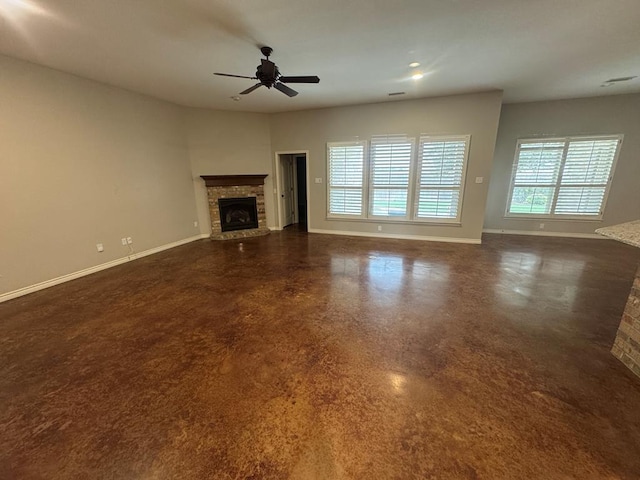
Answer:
2 231 640 479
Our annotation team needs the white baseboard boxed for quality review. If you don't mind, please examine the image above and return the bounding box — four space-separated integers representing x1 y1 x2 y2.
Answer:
0 234 210 304
130 234 210 259
307 228 481 244
482 228 602 239
268 226 282 231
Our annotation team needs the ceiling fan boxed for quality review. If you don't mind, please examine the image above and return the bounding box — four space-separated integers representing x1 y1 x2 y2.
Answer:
214 46 320 97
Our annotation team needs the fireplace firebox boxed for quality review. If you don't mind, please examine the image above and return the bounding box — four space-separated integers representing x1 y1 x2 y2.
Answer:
218 197 259 232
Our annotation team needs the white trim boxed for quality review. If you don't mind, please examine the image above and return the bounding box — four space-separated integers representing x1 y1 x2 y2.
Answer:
505 134 623 219
326 142 367 219
415 134 471 223
268 226 283 231
501 215 601 222
482 229 602 239
327 135 472 224
308 228 481 244
302 153 312 231
274 150 311 230
0 234 209 303
325 216 462 227
368 136 414 219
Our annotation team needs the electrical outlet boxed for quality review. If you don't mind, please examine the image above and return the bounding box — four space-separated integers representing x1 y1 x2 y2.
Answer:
96 243 104 252
126 237 133 244
315 177 323 184
121 238 127 246
475 177 484 184
194 221 198 227
377 225 382 232
539 223 545 229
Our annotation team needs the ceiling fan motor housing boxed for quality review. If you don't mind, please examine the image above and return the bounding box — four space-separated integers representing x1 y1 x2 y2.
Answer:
256 63 280 88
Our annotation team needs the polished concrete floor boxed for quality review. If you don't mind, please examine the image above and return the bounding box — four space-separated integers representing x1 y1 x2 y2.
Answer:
2 231 640 479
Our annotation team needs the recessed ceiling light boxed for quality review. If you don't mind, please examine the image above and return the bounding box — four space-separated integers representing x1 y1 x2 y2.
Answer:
409 62 420 68
411 73 424 80
230 96 241 101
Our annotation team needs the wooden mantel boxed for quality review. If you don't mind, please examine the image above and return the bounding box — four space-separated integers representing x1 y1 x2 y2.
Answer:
200 174 268 187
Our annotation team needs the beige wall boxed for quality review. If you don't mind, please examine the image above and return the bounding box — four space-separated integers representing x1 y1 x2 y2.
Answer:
269 92 504 241
484 94 640 235
7 51 637 298
184 109 274 233
0 56 198 295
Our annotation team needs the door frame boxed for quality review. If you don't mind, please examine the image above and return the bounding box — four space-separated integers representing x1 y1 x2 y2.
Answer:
274 150 311 230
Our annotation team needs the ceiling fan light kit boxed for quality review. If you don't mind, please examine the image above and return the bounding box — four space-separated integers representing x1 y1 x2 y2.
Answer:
214 46 320 98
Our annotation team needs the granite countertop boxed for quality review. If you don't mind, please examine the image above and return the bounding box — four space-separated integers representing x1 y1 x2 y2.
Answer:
596 220 640 248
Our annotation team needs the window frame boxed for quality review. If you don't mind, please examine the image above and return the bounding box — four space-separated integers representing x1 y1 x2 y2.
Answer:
368 136 416 220
326 141 368 219
413 134 471 224
325 134 472 224
505 135 623 221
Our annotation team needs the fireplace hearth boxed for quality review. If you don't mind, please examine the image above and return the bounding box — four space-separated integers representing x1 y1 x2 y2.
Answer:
201 174 270 240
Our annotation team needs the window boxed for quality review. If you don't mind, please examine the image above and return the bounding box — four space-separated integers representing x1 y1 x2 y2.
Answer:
327 142 366 216
507 136 622 218
369 136 414 217
326 135 471 223
415 136 470 221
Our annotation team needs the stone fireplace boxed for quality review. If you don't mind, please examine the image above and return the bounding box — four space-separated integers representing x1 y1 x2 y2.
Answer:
201 174 270 240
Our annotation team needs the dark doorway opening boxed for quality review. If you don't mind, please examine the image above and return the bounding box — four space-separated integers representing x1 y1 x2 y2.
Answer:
295 155 308 230
278 152 309 232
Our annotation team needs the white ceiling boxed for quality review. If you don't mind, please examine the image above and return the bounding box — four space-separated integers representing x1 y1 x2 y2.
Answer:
1 0 639 113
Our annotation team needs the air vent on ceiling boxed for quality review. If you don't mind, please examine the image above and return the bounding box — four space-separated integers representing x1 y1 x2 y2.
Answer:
388 92 405 96
604 76 637 83
600 75 637 87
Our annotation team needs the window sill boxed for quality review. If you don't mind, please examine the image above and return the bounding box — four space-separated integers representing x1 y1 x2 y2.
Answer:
503 215 603 222
326 216 462 227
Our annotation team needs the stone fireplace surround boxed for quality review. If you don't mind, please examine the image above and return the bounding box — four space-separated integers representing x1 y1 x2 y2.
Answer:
201 174 269 240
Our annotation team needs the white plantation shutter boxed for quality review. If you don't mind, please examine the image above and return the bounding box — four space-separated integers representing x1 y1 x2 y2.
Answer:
555 138 620 215
369 136 413 217
328 142 365 216
507 136 621 218
415 136 470 220
508 141 564 215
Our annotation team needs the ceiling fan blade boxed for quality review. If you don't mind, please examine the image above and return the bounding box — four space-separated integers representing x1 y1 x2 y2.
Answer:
274 82 298 97
239 83 263 95
214 73 257 80
279 76 320 84
261 59 276 78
